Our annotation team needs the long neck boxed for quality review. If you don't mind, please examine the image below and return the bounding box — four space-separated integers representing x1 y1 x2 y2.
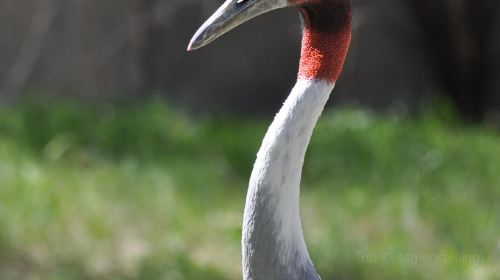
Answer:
243 79 334 280
296 0 352 82
242 2 352 279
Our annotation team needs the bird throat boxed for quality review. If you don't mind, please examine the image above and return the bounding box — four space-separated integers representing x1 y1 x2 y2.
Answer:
243 80 333 280
292 0 352 82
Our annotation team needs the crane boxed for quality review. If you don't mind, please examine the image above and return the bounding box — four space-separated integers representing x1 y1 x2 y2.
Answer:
188 0 352 279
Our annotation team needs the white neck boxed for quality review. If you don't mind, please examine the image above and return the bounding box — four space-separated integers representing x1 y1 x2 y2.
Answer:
242 79 335 280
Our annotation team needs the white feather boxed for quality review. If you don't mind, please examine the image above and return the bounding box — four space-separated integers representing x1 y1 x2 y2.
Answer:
243 79 335 278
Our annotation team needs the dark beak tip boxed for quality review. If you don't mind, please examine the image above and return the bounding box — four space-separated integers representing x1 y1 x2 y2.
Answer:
187 31 206 51
187 41 201 51
187 38 198 51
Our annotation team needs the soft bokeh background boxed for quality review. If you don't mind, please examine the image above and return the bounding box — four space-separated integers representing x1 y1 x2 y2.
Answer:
1 0 499 279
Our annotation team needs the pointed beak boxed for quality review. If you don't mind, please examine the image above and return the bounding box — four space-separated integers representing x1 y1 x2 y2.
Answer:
188 0 287 51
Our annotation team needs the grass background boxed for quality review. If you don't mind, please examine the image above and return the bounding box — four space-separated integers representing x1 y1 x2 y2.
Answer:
0 100 499 279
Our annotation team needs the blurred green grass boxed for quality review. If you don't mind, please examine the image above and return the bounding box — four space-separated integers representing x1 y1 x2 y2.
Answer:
0 100 499 279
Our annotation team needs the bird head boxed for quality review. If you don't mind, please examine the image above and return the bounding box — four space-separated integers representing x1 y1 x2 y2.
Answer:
188 0 352 82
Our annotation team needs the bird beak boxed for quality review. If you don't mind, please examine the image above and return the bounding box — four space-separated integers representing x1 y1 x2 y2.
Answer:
188 0 287 51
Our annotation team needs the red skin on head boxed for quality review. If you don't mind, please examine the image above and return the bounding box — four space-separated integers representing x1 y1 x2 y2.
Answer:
289 0 352 82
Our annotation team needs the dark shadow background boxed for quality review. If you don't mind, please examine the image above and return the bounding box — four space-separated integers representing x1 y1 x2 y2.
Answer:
1 0 499 121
